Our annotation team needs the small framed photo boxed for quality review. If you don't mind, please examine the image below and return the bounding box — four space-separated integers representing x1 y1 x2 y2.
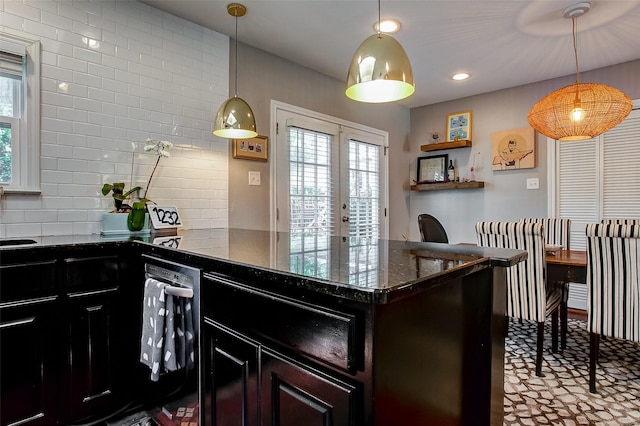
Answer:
446 110 472 142
233 135 268 161
148 205 183 230
417 154 448 183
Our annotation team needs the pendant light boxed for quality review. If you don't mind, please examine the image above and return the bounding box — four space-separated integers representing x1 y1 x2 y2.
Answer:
213 3 257 139
345 0 414 103
527 2 632 141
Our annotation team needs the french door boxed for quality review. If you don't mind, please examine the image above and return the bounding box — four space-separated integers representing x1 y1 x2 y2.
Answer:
272 103 388 240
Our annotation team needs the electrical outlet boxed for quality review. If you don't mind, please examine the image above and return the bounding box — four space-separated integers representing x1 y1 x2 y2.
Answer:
249 171 261 186
526 178 539 190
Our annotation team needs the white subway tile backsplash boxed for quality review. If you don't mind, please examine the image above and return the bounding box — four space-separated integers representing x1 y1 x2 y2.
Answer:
87 62 115 79
72 20 102 41
57 3 89 24
41 38 74 57
40 10 73 31
4 1 40 22
43 222 73 236
101 53 127 71
23 19 58 40
57 132 87 147
73 122 102 137
58 54 88 73
25 210 58 223
5 0 229 237
42 170 74 184
6 223 44 238
88 87 115 103
88 111 115 127
74 97 102 113
72 45 101 64
42 116 74 133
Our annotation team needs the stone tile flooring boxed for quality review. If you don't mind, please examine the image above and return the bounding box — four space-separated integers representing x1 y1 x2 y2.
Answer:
504 318 640 425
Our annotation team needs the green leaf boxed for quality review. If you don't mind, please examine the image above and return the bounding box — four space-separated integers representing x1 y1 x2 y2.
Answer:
101 183 114 195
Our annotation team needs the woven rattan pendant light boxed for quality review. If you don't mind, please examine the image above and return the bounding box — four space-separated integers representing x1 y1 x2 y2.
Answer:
213 3 257 139
528 2 632 142
345 0 414 103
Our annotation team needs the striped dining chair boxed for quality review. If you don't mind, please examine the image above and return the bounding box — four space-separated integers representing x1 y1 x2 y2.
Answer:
601 218 640 225
585 223 640 393
476 221 563 376
520 217 571 349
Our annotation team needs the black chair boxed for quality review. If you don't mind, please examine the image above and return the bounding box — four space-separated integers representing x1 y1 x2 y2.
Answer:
418 214 448 243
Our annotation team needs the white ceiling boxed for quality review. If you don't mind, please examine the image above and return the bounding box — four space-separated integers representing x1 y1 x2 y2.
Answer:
140 0 640 109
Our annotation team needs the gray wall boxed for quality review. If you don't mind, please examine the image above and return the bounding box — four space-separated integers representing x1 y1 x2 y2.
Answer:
228 42 412 240
409 59 640 244
227 39 638 243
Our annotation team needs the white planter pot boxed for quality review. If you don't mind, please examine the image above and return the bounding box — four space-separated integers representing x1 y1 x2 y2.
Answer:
101 212 150 236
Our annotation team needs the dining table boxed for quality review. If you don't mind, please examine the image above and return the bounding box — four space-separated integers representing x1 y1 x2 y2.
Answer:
546 249 587 284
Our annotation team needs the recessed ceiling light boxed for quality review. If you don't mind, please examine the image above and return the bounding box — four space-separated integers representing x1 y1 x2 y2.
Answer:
373 19 400 34
452 73 470 81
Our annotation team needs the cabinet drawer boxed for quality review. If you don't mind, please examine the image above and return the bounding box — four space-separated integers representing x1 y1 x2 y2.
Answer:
0 260 57 303
64 256 119 290
203 273 361 373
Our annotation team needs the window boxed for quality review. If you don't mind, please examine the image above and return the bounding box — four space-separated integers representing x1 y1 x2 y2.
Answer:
0 32 41 193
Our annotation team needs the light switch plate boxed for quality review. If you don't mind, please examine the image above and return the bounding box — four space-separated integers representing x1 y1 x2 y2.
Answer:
249 171 261 186
526 178 539 190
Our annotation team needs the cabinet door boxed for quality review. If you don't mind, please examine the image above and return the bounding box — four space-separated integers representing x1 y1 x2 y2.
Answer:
0 300 57 426
65 286 120 421
202 319 260 426
63 256 123 422
261 351 359 426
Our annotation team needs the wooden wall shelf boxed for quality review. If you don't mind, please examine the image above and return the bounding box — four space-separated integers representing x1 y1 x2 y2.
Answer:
420 140 472 152
411 181 484 191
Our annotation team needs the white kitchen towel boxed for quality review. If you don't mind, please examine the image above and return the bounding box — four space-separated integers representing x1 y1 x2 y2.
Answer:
174 296 195 372
140 277 177 381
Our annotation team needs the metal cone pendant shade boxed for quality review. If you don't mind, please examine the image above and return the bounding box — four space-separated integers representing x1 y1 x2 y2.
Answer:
527 2 632 141
213 3 257 139
213 96 256 139
346 33 414 103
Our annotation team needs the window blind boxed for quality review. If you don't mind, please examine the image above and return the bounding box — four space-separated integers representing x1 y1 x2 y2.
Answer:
347 139 380 240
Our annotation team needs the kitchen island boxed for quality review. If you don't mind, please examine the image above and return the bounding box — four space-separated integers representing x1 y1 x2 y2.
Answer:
1 229 524 426
139 228 525 426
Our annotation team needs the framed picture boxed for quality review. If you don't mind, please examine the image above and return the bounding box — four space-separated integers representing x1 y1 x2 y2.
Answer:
233 135 268 161
148 205 183 229
491 126 536 170
446 110 472 142
417 154 448 183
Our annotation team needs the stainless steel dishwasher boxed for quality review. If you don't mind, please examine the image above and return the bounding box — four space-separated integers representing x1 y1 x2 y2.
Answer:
138 254 202 424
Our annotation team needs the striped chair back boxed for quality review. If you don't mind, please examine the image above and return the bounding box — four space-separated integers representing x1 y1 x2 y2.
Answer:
520 217 571 249
601 219 640 225
476 221 547 322
586 223 640 342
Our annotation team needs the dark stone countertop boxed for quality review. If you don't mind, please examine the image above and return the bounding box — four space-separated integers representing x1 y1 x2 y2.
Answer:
1 228 525 304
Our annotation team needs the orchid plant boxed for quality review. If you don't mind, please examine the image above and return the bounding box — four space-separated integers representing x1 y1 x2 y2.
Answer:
102 138 172 212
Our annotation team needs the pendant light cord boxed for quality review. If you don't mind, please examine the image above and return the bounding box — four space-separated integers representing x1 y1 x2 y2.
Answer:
234 8 238 97
377 0 381 35
572 17 580 85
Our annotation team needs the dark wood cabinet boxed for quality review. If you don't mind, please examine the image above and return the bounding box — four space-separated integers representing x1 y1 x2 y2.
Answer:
63 255 122 422
202 318 358 426
0 249 140 426
201 273 362 426
202 320 260 426
0 260 58 426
